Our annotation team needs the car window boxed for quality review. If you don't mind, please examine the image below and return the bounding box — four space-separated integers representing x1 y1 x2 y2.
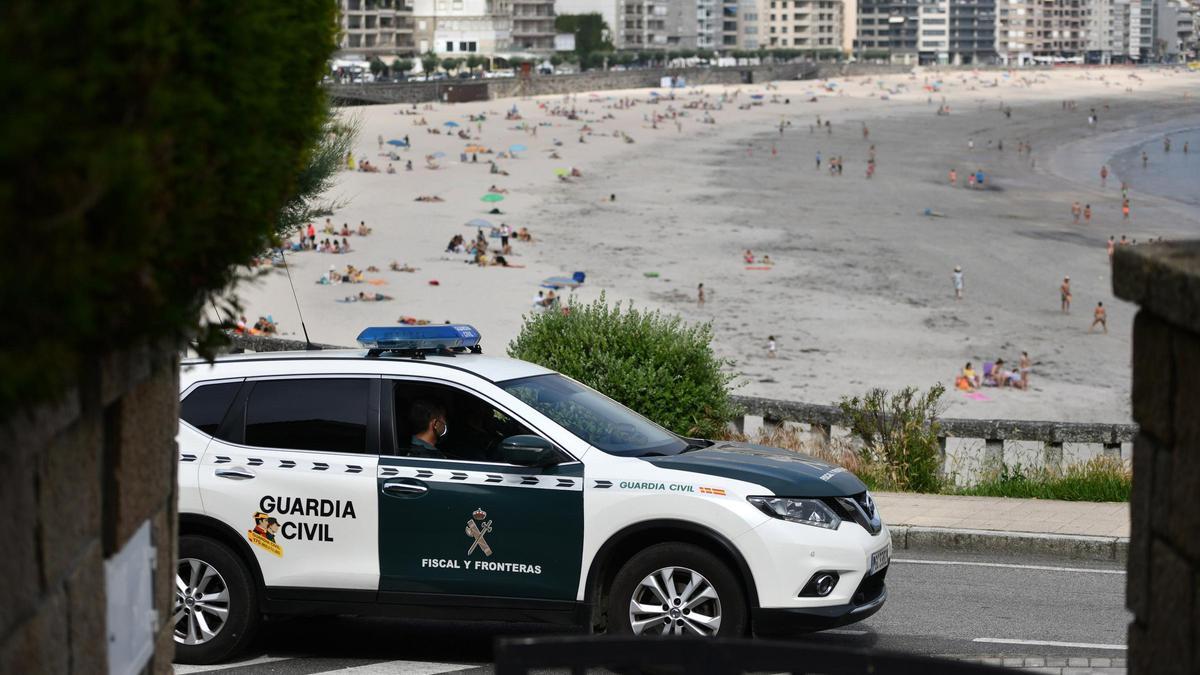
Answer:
180 382 241 436
245 378 369 453
391 380 537 462
498 374 688 457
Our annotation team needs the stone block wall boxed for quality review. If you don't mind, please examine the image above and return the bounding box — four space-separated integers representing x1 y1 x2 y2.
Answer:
1113 241 1200 675
0 342 180 673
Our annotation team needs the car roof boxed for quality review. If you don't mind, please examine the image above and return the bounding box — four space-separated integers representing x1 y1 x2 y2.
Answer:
181 349 554 384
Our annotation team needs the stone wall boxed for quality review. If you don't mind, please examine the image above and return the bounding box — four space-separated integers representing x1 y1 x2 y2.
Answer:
0 342 180 673
1114 241 1200 675
326 63 818 105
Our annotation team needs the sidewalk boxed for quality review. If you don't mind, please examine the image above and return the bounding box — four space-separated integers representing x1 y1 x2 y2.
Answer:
875 492 1130 562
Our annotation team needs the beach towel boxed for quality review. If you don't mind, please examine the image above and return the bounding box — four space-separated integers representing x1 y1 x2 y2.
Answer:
964 392 991 401
745 266 773 270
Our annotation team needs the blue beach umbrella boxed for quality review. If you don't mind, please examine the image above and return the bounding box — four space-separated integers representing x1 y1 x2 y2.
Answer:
444 121 460 127
430 151 446 158
386 139 408 147
466 218 493 228
509 144 527 153
750 94 764 100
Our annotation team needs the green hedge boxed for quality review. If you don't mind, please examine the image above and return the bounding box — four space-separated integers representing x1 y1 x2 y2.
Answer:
0 1 337 412
507 296 738 438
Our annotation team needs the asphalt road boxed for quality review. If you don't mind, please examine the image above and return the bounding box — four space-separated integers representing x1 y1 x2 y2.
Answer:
174 549 1129 674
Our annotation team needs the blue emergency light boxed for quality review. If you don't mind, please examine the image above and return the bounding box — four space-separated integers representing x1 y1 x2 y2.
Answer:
356 324 481 353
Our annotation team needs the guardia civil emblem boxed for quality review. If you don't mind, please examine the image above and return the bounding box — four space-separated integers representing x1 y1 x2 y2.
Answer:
465 508 493 556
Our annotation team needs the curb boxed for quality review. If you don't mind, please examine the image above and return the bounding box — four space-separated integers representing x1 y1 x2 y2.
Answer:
888 525 1128 564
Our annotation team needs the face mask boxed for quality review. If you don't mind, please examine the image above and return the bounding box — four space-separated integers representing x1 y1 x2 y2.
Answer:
438 420 448 438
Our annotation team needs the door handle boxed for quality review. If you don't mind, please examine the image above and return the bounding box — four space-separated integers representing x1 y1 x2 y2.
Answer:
214 467 256 481
382 481 429 497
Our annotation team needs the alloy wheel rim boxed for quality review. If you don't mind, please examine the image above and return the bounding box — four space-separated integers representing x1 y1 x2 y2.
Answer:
173 557 231 645
629 566 722 636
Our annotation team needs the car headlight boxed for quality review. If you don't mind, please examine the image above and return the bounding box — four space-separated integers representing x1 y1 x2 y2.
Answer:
747 496 842 530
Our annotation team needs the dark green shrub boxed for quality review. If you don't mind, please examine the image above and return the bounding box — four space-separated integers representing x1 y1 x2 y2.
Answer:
507 295 737 438
838 386 945 492
0 0 337 412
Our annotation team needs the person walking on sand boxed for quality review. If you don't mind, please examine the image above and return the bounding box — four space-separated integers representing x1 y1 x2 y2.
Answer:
1071 201 1081 224
697 283 705 305
1060 276 1072 314
1107 235 1115 263
1100 165 1108 186
952 266 964 300
1142 151 1148 168
1122 199 1130 220
1090 302 1108 334
767 335 777 358
949 168 957 186
1019 351 1031 390
968 137 974 151
816 151 822 170
1083 204 1092 223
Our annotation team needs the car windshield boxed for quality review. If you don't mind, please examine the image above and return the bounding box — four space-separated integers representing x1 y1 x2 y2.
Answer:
498 374 689 457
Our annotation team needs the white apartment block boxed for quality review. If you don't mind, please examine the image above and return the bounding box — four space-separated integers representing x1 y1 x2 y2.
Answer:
412 0 513 55
763 0 846 50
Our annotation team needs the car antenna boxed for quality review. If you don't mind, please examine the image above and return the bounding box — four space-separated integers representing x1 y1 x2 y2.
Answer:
279 247 315 350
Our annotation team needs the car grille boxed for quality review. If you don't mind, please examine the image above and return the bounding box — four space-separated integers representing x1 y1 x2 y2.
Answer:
828 491 883 535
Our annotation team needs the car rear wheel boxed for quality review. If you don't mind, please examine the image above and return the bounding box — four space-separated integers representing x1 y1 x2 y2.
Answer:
173 535 259 664
607 542 747 637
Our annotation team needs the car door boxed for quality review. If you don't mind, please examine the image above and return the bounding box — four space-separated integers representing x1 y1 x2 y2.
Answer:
198 376 381 591
377 377 583 601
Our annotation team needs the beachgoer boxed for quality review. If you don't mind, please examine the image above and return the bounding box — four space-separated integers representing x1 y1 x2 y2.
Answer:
1072 201 1082 224
1122 199 1130 220
1142 151 1148 168
743 250 754 264
697 283 705 305
952 266 964 300
1100 165 1108 185
1083 204 1091 223
1090 302 1108 334
816 151 822 170
767 335 777 358
1019 351 1031 389
1060 276 1072 314
962 362 980 389
949 168 957 186
1107 236 1115 263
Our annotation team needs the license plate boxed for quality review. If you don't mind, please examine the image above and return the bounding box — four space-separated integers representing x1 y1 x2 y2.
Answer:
868 546 890 575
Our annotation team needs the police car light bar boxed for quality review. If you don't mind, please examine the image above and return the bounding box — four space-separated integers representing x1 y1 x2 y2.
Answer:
356 324 481 356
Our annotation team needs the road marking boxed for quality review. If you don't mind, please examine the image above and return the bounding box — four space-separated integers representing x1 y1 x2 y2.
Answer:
311 662 475 674
893 558 1126 575
973 638 1127 651
174 655 290 673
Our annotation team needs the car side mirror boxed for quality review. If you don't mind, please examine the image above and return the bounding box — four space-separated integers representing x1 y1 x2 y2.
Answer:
499 435 559 467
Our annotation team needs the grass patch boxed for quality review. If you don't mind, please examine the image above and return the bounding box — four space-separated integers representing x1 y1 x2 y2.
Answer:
954 457 1131 502
721 428 1130 502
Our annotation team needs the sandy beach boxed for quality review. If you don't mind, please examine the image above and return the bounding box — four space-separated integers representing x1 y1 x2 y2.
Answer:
230 66 1200 423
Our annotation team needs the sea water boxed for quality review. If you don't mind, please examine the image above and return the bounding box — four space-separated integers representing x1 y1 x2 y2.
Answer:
1111 128 1200 207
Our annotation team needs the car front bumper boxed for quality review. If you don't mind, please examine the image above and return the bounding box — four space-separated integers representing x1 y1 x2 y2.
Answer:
751 566 888 635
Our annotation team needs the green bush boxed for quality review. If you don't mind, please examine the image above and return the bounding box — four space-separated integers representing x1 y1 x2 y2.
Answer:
0 0 337 413
507 295 737 438
838 386 946 493
956 457 1131 502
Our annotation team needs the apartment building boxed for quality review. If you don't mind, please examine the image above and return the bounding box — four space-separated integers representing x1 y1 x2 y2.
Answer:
338 0 417 58
856 0 920 60
412 0 512 55
764 0 846 50
616 0 699 49
699 0 721 48
996 0 1087 63
511 0 557 51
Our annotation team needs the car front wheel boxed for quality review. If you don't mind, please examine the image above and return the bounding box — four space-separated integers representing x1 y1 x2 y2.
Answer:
173 535 259 664
607 542 748 637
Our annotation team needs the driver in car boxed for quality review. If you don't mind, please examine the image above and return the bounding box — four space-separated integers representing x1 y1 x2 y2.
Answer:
408 400 447 458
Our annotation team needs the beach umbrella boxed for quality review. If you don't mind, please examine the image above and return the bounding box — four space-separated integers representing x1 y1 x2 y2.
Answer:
481 193 505 203
466 218 493 228
386 139 408 147
509 144 527 153
430 151 446 158
750 94 764 100
444 121 460 127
